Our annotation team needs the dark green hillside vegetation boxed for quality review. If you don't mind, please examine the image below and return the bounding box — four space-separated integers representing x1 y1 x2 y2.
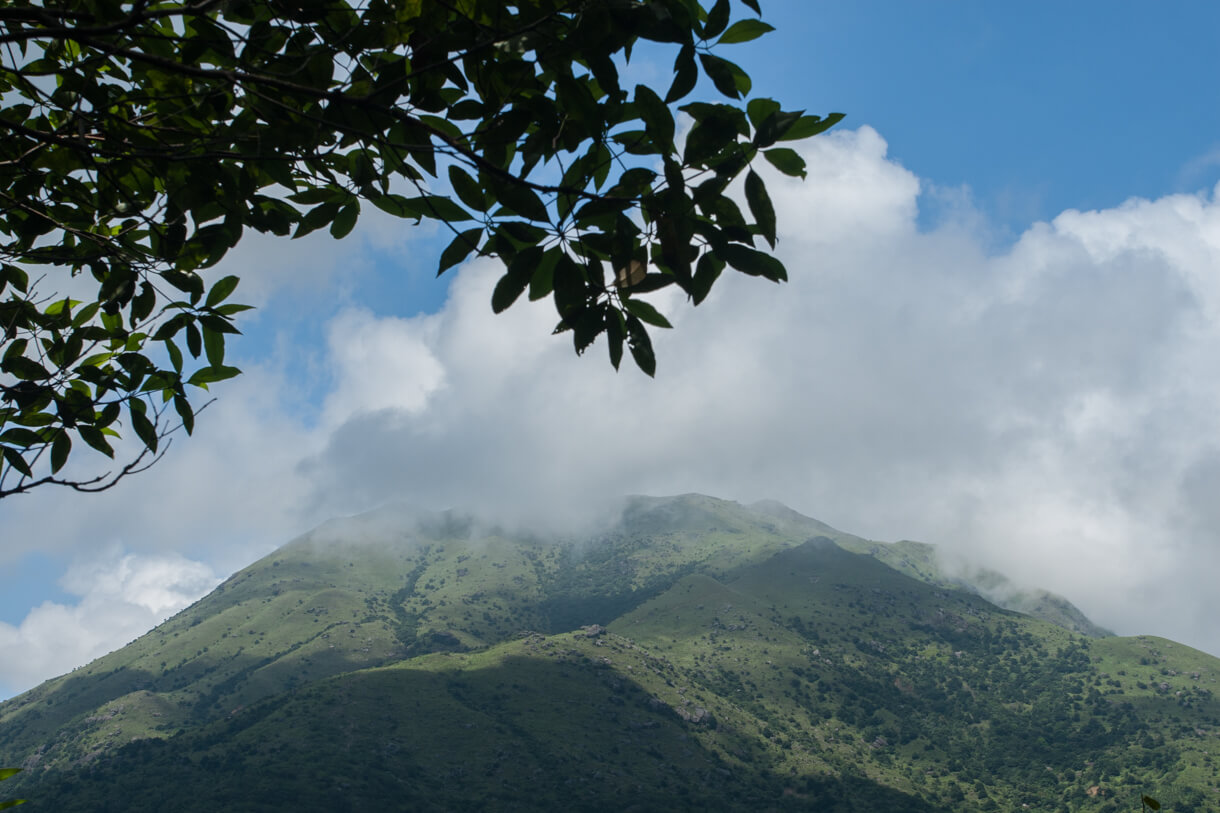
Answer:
1 495 1218 811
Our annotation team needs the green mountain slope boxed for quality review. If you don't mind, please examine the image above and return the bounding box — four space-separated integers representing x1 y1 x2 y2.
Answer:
1 495 1217 811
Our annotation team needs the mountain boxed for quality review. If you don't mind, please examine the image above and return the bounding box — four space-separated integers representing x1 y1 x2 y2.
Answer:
1 494 1217 811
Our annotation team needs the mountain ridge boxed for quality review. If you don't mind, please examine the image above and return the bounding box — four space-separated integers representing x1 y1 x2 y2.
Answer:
1 494 1215 811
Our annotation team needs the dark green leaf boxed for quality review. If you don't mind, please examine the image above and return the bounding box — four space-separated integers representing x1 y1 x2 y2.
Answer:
199 314 240 337
78 425 115 458
703 0 731 39
162 269 205 302
634 84 675 150
3 339 27 362
329 201 360 238
528 249 560 301
754 109 803 148
491 247 542 314
2 356 50 380
778 112 846 141
187 365 242 388
129 401 158 452
205 275 241 308
293 201 341 238
166 340 183 374
606 307 626 369
747 97 781 129
698 53 744 99
684 110 741 166
416 195 473 222
666 44 698 104
50 430 70 474
2 446 33 478
719 19 773 44
438 227 483 275
203 327 225 366
624 314 656 377
131 282 156 323
722 243 787 282
174 394 195 435
213 304 256 317
763 147 807 178
493 182 550 223
371 194 424 219
692 251 726 305
623 297 673 329
185 321 202 358
744 169 776 248
448 166 486 212
0 428 44 449
491 271 530 315
71 302 100 328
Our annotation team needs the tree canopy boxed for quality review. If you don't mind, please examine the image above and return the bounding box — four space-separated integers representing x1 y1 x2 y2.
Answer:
0 0 841 497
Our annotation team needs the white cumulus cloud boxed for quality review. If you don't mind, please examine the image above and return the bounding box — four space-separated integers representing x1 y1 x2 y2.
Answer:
0 549 219 695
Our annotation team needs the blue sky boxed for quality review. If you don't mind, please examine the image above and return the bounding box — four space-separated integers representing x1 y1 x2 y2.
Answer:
763 1 1220 230
1 1 1219 699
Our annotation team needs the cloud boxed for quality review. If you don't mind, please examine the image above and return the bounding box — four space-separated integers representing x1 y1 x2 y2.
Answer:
0 549 219 695
6 125 1220 689
1177 143 1220 191
300 127 1220 653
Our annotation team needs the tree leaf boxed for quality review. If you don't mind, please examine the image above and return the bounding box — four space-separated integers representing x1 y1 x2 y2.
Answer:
698 53 744 99
778 112 846 141
202 326 225 367
129 400 158 452
174 393 195 435
606 307 626 370
491 248 542 314
623 297 673 329
528 249 560 301
166 340 183 374
371 194 424 219
293 201 341 238
50 429 71 474
747 97 781 129
205 275 240 308
329 201 360 239
2 446 33 478
744 169 776 248
493 180 550 223
187 365 242 388
416 195 474 222
722 243 787 282
717 19 774 44
437 227 483 275
666 44 698 104
634 84 675 151
78 425 116 458
691 251 725 305
763 147 807 178
185 321 202 358
702 0 731 39
2 356 50 381
448 166 487 212
624 314 656 377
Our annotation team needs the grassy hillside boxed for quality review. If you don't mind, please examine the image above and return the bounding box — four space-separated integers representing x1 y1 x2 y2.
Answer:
1 495 1216 811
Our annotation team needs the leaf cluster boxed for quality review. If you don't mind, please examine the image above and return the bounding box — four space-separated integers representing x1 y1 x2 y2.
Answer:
0 0 842 494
